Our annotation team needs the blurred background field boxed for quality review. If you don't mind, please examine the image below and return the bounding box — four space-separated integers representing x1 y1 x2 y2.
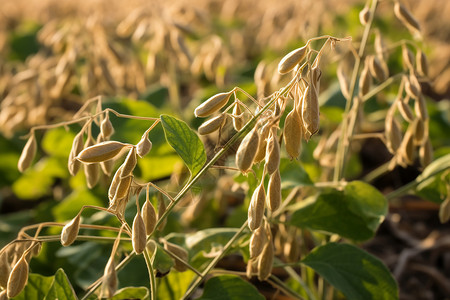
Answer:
0 0 450 299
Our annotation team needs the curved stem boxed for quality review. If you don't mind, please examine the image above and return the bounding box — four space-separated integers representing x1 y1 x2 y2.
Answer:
143 248 157 300
333 0 379 182
182 221 248 299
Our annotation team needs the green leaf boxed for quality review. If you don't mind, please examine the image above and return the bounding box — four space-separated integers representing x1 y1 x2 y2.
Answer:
160 114 206 176
415 154 450 202
153 243 175 276
13 273 54 300
197 275 265 300
45 269 77 300
52 189 103 222
111 287 149 300
302 243 398 300
13 157 68 200
279 158 313 189
12 269 77 300
138 153 182 181
42 128 75 157
185 228 240 254
290 181 387 241
157 270 195 300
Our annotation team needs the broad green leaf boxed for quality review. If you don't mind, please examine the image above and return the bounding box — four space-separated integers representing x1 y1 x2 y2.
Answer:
111 287 149 300
42 128 75 157
13 157 68 200
153 243 175 276
157 270 195 300
290 181 387 241
52 189 103 222
105 98 163 145
279 158 313 189
45 269 77 300
138 153 182 181
185 228 239 254
160 114 206 176
13 272 54 300
197 275 265 300
415 154 450 202
12 269 77 300
302 243 398 300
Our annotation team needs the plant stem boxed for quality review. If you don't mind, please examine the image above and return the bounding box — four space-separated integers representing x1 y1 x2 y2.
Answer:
333 0 378 182
268 275 306 300
182 221 248 299
386 167 449 201
143 248 157 300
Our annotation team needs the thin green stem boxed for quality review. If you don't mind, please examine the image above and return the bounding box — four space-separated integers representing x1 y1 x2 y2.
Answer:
182 221 248 299
143 248 157 300
386 167 449 201
334 0 378 182
268 275 305 300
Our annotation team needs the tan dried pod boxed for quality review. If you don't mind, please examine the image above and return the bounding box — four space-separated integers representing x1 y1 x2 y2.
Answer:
0 289 6 300
394 2 421 35
278 45 308 74
141 199 156 236
402 44 415 70
136 132 152 158
18 133 37 172
414 94 428 120
101 257 117 299
254 124 271 163
0 251 11 289
267 170 281 212
257 241 274 281
68 131 84 176
416 50 428 77
284 107 303 159
100 159 115 177
264 128 280 175
83 136 100 189
232 103 244 132
108 165 124 201
77 141 129 163
61 213 81 246
311 66 322 92
359 5 370 25
374 31 386 60
369 55 388 82
385 114 403 154
359 62 371 97
254 61 268 84
405 76 420 99
412 118 425 145
249 226 267 259
198 113 227 135
6 255 29 298
114 175 133 200
399 128 415 165
132 211 146 254
337 63 350 99
163 240 189 272
248 182 266 231
100 113 114 139
419 137 433 167
246 258 259 279
397 97 414 122
236 127 260 174
301 84 320 136
194 91 233 118
121 147 137 177
157 197 167 231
